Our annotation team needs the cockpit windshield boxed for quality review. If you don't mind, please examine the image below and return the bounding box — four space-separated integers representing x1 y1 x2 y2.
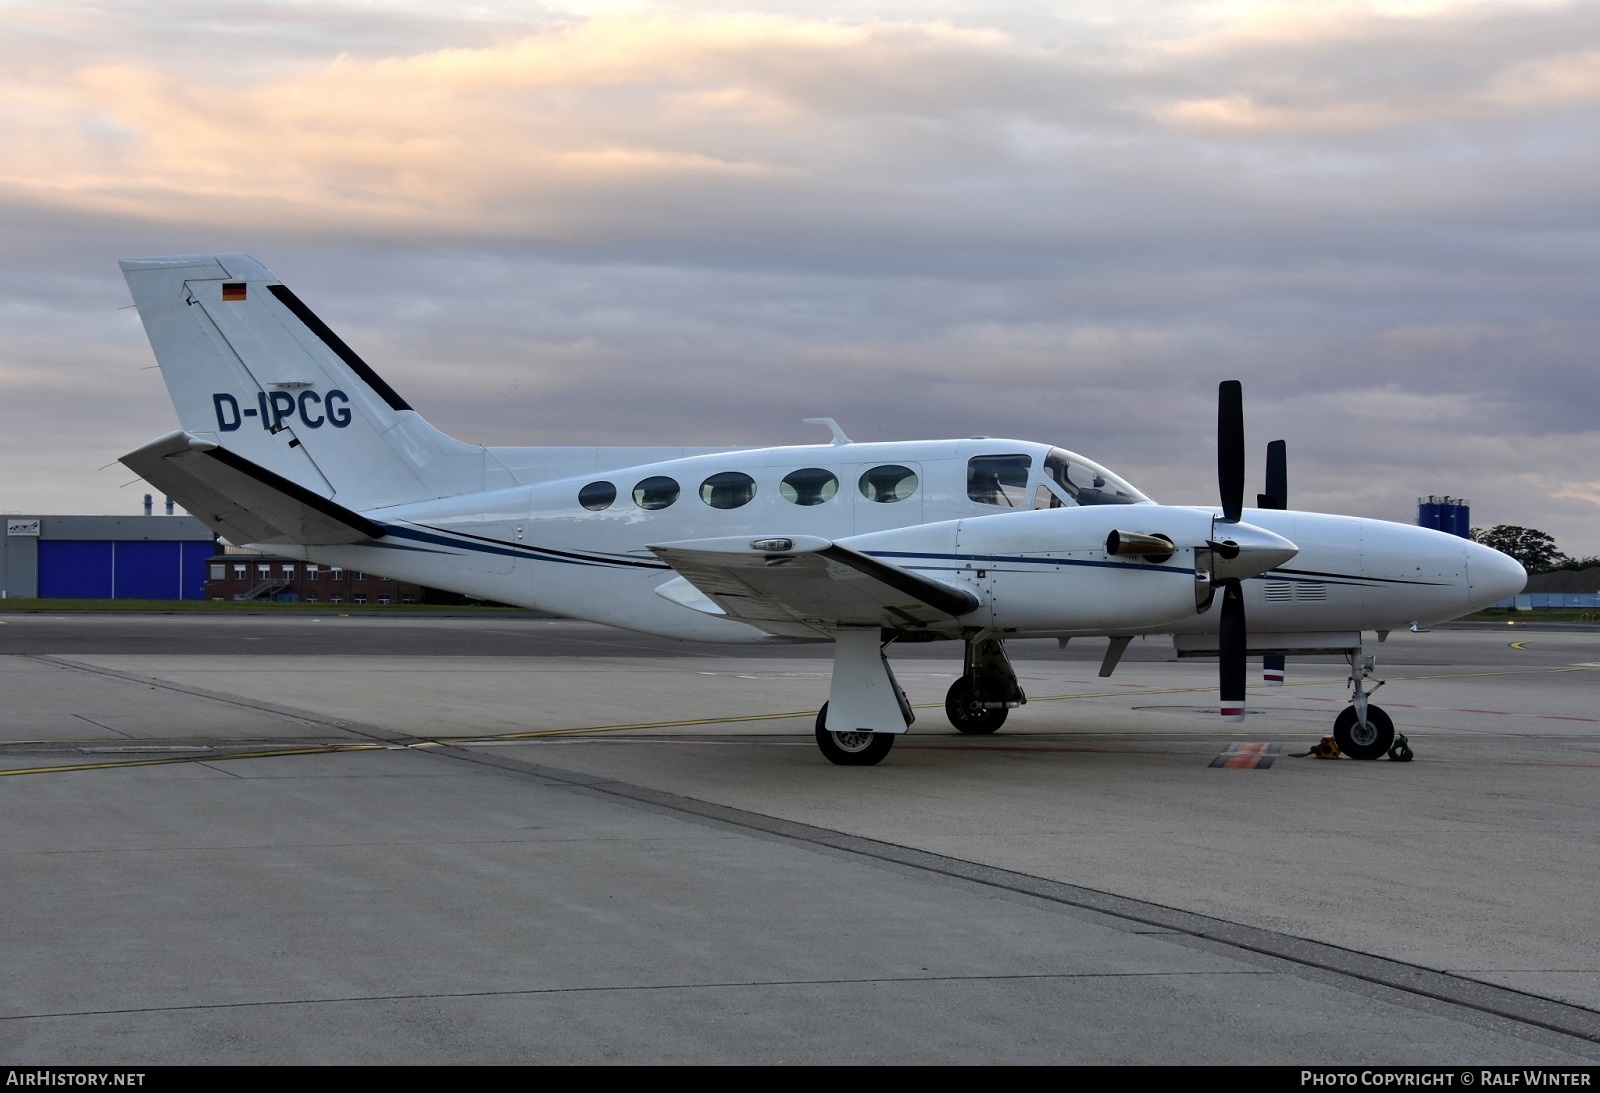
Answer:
1041 448 1149 506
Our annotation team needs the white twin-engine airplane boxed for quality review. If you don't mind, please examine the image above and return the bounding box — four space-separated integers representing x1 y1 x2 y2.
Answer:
119 255 1526 765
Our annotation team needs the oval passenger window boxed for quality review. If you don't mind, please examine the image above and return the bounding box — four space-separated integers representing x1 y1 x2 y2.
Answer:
858 465 918 503
699 471 756 509
632 476 680 510
780 468 839 506
579 481 616 511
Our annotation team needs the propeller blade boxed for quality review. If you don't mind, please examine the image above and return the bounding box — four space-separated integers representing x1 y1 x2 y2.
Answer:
1256 439 1287 510
1263 654 1285 687
1218 380 1244 523
1219 581 1246 721
1256 438 1287 683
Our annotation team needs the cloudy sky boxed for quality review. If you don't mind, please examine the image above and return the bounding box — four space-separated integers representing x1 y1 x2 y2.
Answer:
3 0 1597 554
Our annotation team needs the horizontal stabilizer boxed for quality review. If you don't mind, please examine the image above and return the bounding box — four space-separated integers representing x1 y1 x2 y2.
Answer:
121 431 382 547
650 535 979 640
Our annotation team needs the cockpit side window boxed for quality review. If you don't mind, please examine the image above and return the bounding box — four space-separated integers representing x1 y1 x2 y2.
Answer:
967 455 1032 507
1043 448 1146 506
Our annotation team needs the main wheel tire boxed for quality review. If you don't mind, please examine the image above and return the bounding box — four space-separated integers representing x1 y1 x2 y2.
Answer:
814 704 896 766
1333 705 1395 760
945 679 1008 734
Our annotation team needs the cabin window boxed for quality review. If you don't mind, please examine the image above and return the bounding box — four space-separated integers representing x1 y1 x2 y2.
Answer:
579 481 616 511
780 468 839 506
632 476 680 510
1042 448 1146 506
967 455 1032 507
699 471 756 509
1032 485 1064 510
859 465 918 503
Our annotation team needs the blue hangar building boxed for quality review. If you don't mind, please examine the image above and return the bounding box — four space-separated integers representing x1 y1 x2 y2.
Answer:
2 515 216 601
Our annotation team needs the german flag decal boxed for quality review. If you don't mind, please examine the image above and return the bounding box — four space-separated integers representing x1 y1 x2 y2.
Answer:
222 282 247 302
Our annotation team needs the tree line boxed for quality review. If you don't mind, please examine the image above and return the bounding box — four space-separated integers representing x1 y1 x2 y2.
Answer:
1470 525 1599 574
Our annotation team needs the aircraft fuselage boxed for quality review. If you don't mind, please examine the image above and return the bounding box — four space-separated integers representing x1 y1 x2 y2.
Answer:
288 440 1521 645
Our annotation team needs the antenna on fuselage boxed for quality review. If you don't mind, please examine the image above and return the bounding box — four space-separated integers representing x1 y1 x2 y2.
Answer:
803 418 852 446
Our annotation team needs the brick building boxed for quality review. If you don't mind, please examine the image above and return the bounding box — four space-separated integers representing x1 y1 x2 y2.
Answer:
204 550 435 604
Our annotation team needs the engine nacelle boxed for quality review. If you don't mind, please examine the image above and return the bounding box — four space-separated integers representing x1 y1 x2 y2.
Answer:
981 506 1219 633
849 506 1244 635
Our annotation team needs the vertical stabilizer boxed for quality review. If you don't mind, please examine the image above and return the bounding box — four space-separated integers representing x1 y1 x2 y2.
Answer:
121 255 515 510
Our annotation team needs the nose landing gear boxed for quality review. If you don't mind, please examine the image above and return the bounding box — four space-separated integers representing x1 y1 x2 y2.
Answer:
1333 650 1396 760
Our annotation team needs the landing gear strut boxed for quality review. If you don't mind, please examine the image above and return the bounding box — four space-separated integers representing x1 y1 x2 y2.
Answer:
945 635 1025 734
1333 649 1394 760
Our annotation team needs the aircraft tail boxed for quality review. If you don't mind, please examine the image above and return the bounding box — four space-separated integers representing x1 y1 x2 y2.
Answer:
120 255 515 515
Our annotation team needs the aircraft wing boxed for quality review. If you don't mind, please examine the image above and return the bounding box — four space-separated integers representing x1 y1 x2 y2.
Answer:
649 535 980 640
121 431 381 547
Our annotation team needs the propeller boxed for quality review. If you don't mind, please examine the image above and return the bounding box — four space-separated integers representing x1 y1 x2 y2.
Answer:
1215 380 1247 721
1258 439 1287 510
1208 384 1300 717
1257 437 1288 686
1218 380 1245 523
1219 581 1247 720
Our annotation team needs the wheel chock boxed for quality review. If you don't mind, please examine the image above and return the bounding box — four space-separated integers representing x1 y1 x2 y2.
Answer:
1387 734 1414 762
1291 737 1342 759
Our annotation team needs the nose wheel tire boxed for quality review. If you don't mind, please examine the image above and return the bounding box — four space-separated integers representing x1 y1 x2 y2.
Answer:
945 680 1008 735
1333 704 1395 761
814 704 896 766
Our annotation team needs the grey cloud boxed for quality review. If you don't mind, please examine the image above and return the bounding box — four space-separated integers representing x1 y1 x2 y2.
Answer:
1 4 1596 555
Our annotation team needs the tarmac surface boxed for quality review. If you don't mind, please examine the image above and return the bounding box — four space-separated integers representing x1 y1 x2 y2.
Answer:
2 612 1598 1065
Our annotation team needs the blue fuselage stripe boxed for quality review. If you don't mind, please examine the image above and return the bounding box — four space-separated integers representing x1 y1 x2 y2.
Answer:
376 523 669 570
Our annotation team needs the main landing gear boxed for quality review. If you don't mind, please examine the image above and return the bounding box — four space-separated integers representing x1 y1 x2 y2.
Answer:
813 629 913 766
814 703 897 766
1333 649 1397 760
944 635 1025 735
812 631 1026 765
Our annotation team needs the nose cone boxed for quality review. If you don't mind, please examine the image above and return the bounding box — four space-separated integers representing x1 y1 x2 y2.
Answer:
1465 541 1527 610
1209 520 1299 582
